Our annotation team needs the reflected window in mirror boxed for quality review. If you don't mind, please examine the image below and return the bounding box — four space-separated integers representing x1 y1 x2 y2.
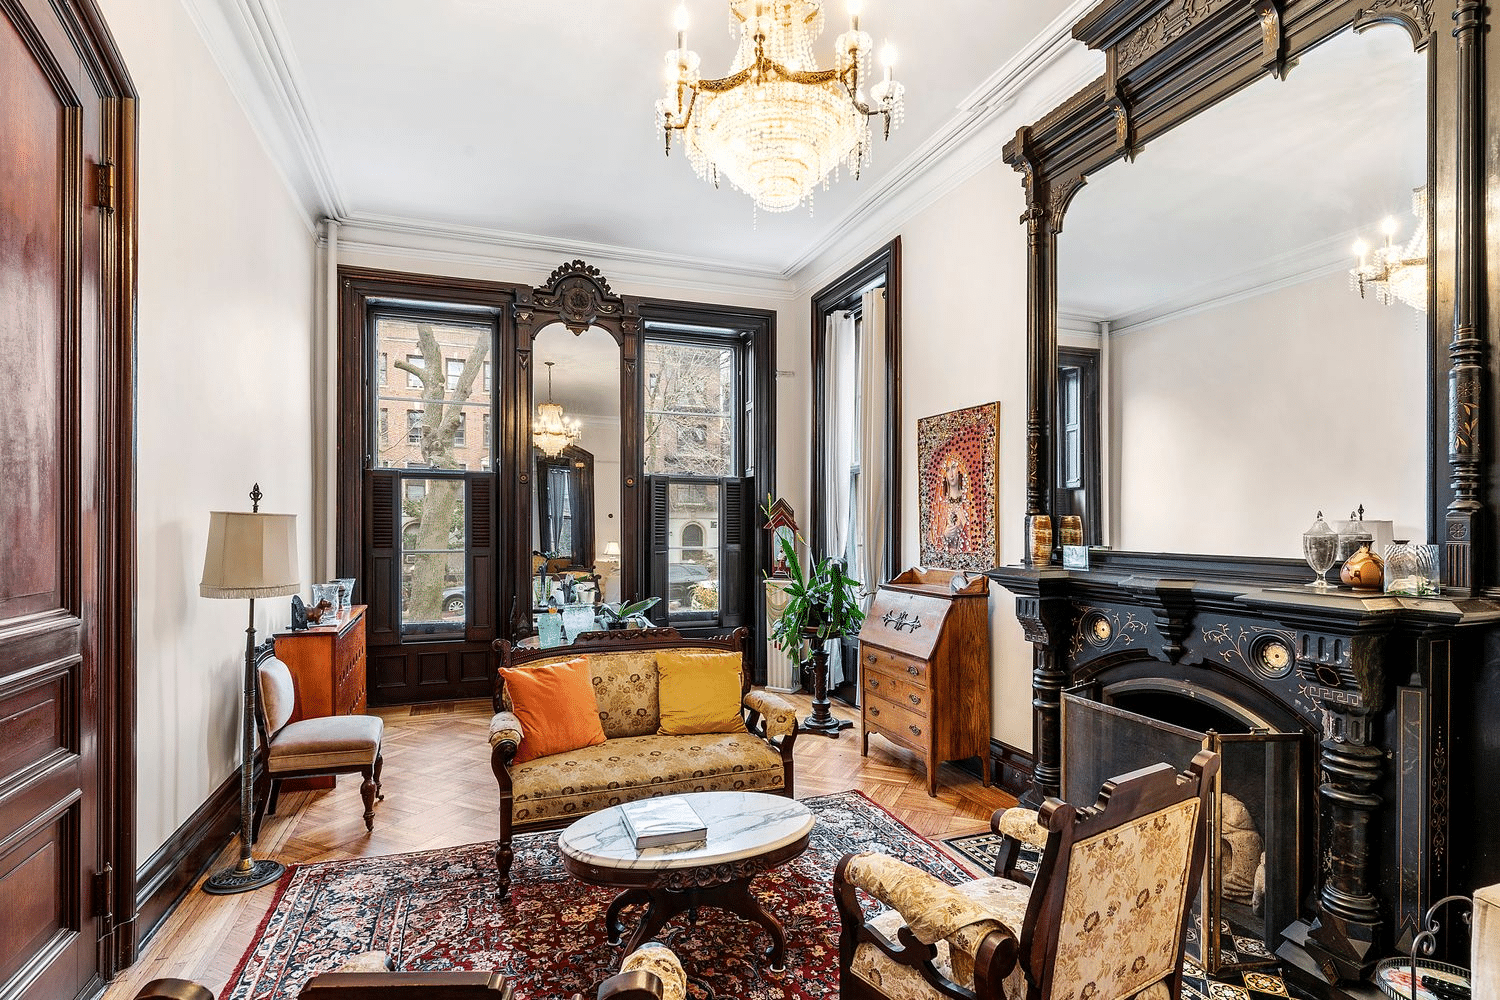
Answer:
1058 25 1428 559
1056 347 1101 545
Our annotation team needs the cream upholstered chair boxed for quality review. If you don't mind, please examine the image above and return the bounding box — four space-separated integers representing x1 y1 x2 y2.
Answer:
252 645 384 837
834 751 1219 1000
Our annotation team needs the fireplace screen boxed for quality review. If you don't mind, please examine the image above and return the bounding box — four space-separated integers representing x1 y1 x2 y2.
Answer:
1060 693 1305 974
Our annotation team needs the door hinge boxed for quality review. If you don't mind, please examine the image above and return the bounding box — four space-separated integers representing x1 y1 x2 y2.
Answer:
92 864 115 921
95 161 116 214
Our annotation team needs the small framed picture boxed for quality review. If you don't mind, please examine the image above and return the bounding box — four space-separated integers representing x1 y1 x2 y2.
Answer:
1062 545 1090 570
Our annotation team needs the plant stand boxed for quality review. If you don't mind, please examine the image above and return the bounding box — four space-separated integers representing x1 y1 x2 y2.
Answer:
799 636 854 738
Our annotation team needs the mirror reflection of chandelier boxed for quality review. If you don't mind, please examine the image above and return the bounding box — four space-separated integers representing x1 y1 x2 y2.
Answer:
1349 188 1428 311
533 361 581 457
654 0 906 214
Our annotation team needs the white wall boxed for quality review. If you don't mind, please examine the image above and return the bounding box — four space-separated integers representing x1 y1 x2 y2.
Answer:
1108 270 1427 557
97 0 318 864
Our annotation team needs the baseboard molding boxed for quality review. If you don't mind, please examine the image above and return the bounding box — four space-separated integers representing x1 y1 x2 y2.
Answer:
134 769 242 949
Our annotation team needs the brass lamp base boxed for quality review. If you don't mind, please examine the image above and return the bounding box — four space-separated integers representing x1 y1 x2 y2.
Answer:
202 857 285 895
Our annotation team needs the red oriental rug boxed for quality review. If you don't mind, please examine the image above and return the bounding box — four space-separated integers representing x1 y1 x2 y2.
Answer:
223 791 971 1000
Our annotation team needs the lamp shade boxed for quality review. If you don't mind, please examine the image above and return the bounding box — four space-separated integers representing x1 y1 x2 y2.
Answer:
603 541 621 558
200 511 300 599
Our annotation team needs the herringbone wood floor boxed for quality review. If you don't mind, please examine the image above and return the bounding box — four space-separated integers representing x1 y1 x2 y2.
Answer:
104 694 1016 999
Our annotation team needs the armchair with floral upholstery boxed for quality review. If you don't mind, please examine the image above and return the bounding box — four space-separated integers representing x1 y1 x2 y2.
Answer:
834 750 1219 1000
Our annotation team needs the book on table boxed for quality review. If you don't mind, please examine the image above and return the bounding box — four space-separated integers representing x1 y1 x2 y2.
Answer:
619 796 708 849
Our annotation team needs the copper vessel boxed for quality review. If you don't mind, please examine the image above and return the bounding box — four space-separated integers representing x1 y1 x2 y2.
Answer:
1339 543 1384 591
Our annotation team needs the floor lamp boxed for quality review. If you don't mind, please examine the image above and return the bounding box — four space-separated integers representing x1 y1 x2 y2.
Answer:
199 484 300 894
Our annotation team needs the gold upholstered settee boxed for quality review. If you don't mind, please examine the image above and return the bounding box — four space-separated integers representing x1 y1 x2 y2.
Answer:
487 627 799 898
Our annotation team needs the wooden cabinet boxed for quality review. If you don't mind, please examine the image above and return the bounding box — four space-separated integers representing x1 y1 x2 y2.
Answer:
273 606 368 789
856 569 991 796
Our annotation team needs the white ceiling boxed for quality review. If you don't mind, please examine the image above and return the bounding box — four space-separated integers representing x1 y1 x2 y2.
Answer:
189 0 1086 277
1059 24 1427 326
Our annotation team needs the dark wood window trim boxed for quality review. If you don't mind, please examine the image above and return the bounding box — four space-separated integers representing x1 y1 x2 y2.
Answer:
809 237 902 581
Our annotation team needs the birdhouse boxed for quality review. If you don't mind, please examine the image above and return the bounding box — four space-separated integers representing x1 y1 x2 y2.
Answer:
763 497 800 578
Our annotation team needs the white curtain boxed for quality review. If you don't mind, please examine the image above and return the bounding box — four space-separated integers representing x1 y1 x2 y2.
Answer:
823 309 858 686
856 287 888 607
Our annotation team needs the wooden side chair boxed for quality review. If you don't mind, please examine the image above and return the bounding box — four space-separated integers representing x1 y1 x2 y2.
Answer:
834 750 1220 1000
252 644 384 838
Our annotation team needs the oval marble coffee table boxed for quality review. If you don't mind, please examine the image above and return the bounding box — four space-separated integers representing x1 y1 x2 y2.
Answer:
558 791 814 971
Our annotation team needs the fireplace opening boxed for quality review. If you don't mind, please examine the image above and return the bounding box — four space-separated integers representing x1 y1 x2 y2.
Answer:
1060 689 1308 974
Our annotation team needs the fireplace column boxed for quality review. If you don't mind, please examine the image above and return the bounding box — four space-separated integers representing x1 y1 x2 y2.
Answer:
1293 629 1388 983
1003 571 1072 806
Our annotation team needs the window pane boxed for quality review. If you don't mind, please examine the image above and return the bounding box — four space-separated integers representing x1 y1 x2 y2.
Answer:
643 341 735 476
374 315 493 471
400 476 466 631
666 482 719 621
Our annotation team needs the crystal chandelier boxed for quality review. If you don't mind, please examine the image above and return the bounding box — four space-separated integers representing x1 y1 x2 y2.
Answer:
654 0 906 214
1350 188 1428 311
533 362 580 457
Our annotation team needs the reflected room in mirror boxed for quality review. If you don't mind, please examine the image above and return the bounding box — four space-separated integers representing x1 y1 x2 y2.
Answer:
1058 24 1428 559
532 324 622 635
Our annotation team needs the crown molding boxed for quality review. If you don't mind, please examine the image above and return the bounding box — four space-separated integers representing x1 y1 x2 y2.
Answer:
331 215 799 302
180 0 345 222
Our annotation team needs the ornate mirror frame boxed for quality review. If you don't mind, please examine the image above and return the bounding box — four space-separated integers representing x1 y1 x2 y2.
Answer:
509 261 641 637
1002 0 1488 595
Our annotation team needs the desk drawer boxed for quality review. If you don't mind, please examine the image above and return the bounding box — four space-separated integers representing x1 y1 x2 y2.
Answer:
861 645 928 686
864 692 931 747
863 669 929 717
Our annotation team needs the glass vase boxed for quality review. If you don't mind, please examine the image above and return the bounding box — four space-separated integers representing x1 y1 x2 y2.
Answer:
1383 542 1440 596
1302 512 1338 590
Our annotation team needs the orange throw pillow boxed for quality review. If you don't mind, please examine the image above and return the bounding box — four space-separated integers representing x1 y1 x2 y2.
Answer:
499 656 607 764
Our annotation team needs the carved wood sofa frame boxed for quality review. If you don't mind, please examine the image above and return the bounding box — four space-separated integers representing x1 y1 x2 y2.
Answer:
487 626 797 898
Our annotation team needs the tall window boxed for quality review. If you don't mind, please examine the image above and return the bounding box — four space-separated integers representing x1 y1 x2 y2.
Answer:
812 238 900 701
1056 347 1102 545
372 311 495 636
643 327 751 629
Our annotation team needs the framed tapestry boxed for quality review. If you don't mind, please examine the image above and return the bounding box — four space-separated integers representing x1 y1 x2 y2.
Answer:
917 402 1000 572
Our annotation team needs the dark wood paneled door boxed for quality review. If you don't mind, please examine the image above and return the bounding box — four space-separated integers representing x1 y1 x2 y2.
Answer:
1 0 136 996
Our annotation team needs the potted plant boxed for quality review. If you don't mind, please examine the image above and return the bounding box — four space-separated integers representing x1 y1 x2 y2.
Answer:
767 529 866 736
595 597 660 630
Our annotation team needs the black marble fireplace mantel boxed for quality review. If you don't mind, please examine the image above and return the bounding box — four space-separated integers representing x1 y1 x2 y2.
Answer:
990 556 1500 995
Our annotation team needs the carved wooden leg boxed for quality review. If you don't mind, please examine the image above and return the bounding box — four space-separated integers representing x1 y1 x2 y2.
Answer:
861 730 869 756
722 880 788 971
495 807 514 899
267 778 283 817
360 767 377 831
926 758 937 798
373 753 384 801
605 888 651 946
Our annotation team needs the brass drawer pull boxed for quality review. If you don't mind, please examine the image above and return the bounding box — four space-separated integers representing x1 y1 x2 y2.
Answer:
909 725 922 737
870 706 881 717
909 694 921 706
906 664 919 677
866 652 877 663
869 678 881 689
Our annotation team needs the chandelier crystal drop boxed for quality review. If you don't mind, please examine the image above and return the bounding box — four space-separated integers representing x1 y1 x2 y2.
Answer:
655 0 906 214
1349 188 1428 311
532 362 581 457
